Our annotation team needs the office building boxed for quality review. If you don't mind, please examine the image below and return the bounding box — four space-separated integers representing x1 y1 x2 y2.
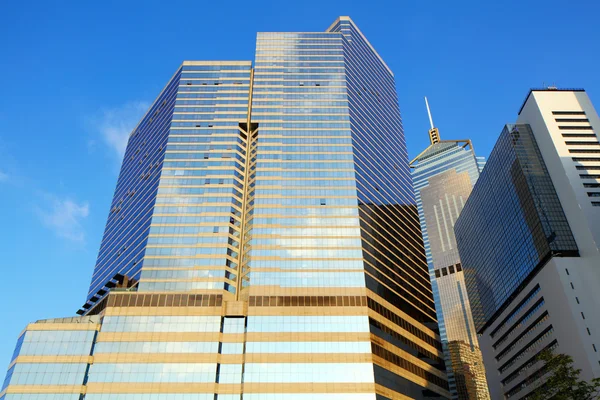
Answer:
455 88 600 399
0 17 451 400
411 99 490 399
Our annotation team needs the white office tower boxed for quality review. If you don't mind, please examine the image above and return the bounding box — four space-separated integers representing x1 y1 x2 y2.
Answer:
455 88 600 399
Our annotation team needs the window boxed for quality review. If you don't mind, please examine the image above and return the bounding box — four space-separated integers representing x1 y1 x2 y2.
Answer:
573 157 600 162
560 126 594 130
456 263 462 272
435 270 441 278
442 267 448 276
587 192 600 197
584 183 600 188
579 174 600 179
566 268 570 275
563 134 597 138
571 282 575 289
577 166 600 170
566 141 600 146
449 265 455 274
588 328 592 336
320 199 326 205
556 118 590 123
582 312 586 320
592 202 600 207
553 111 586 115
576 297 580 304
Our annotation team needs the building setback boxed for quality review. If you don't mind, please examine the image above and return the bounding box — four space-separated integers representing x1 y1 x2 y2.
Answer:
0 17 451 400
411 100 490 400
455 88 600 400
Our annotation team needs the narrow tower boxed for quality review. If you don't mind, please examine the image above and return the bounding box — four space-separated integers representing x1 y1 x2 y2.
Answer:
411 99 491 399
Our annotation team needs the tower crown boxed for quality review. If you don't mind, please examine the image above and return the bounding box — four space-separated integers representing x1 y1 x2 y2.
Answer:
425 96 441 144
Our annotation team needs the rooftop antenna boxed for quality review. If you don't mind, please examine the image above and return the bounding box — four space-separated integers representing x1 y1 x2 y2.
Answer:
425 96 441 144
425 96 435 130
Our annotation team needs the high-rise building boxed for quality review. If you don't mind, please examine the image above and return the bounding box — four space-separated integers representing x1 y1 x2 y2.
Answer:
411 99 490 399
0 17 451 400
455 88 600 400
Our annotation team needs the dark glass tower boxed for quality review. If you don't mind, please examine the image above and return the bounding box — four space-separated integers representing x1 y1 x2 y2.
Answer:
1 17 450 400
455 124 579 333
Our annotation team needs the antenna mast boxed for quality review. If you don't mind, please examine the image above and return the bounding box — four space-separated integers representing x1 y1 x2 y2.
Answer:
425 96 434 129
425 96 441 144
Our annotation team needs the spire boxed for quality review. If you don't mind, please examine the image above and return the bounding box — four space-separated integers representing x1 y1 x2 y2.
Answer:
425 96 441 145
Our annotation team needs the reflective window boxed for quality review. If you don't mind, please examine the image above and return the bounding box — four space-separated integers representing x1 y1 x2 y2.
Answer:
101 316 221 332
247 316 369 332
222 317 245 334
17 331 95 356
6 363 87 385
95 341 219 354
217 364 242 383
87 363 217 383
246 341 371 353
220 343 244 354
244 363 374 383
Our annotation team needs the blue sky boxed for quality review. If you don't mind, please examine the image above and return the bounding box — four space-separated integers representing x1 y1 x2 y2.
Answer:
0 0 599 366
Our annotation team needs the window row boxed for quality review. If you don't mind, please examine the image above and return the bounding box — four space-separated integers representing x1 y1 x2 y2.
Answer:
106 294 223 309
246 316 369 333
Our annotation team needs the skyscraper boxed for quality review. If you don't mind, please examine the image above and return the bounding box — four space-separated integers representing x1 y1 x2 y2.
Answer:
1 17 451 400
455 88 600 400
411 99 490 399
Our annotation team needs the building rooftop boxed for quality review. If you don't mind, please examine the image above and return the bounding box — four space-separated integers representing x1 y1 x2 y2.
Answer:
518 87 586 115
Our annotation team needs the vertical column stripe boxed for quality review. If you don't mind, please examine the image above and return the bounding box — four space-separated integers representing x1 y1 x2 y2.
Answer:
434 205 446 252
439 199 453 250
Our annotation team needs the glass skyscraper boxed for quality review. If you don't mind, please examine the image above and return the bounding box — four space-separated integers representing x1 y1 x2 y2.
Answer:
411 110 490 400
1 17 450 400
455 123 579 333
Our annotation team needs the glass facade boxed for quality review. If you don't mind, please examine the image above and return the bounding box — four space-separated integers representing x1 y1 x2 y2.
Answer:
455 124 579 333
411 141 490 399
88 70 182 299
0 316 98 400
2 17 450 400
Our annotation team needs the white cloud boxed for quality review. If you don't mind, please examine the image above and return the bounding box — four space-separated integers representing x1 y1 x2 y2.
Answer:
35 195 90 243
96 101 149 158
0 171 8 182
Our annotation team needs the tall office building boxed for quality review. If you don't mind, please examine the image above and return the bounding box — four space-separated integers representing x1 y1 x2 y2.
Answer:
411 99 490 400
455 88 600 400
1 17 451 400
